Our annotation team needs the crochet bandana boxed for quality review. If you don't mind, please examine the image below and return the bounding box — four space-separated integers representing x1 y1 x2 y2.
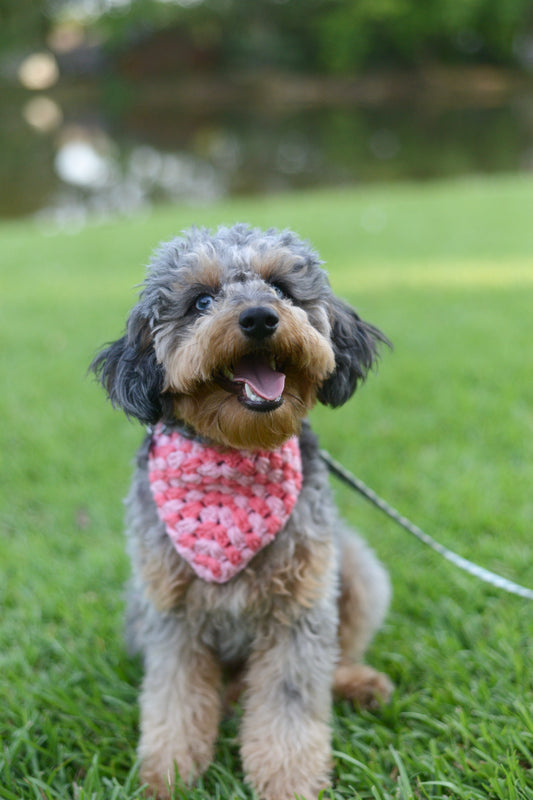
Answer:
148 424 303 583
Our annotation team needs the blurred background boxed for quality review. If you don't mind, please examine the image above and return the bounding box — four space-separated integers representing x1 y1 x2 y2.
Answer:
1 0 533 228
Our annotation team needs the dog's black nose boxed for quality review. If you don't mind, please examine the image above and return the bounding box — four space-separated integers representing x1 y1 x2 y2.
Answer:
239 306 279 340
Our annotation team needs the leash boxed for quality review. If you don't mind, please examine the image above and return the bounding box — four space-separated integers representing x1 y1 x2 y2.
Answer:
320 449 533 600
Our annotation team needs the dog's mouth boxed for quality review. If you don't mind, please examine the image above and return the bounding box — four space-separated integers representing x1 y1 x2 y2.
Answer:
215 354 285 413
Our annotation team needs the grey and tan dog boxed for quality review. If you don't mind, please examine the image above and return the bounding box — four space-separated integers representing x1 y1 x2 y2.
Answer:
92 224 393 800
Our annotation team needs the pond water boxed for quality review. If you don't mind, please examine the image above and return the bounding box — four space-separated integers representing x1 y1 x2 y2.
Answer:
2 77 533 228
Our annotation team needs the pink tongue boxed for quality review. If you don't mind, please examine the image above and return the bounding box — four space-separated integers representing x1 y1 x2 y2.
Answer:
233 355 286 401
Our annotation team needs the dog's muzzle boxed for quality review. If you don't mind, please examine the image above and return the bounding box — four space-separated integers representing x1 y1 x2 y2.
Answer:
210 305 285 412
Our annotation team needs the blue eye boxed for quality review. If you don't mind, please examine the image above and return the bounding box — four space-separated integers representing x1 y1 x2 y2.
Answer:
271 282 289 300
195 294 214 312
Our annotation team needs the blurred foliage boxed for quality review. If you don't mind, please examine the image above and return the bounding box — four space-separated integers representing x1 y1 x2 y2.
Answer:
1 0 533 71
0 0 51 52
74 0 532 72
313 0 533 70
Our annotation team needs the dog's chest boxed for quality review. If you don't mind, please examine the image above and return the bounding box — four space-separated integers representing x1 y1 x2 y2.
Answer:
200 607 255 665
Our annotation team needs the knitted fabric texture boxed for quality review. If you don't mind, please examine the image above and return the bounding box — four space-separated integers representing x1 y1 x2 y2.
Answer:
148 424 303 583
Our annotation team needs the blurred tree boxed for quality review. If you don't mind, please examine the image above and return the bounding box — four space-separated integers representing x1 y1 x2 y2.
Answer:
313 0 533 71
0 0 51 52
1 0 532 72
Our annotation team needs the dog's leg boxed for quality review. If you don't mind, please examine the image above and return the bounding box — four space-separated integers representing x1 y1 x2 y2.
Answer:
333 528 393 707
240 606 337 800
138 619 222 798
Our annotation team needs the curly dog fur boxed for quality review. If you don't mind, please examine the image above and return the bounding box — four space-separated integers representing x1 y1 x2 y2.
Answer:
92 224 393 800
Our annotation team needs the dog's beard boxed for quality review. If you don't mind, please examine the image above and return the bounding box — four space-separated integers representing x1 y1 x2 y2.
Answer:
173 372 317 451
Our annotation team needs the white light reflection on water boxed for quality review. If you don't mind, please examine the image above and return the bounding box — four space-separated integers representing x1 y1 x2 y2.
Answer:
23 97 63 133
18 52 60 90
35 128 225 232
55 140 114 188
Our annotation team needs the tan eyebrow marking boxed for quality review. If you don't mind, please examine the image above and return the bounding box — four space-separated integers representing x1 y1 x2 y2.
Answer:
250 249 306 282
173 246 223 291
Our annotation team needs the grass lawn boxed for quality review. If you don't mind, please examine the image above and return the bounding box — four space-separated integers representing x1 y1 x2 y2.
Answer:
1 175 533 799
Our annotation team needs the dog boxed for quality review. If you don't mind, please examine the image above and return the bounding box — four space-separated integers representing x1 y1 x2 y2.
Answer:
91 224 393 800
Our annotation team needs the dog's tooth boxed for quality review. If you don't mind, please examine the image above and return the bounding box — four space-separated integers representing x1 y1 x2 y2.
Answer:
244 383 261 402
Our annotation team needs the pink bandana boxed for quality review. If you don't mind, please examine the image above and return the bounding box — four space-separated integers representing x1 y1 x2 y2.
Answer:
148 425 303 583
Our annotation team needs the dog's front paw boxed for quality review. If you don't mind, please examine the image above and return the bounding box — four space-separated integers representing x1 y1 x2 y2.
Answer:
241 718 332 800
251 773 330 800
139 758 174 800
333 662 394 709
139 743 211 799
137 635 222 797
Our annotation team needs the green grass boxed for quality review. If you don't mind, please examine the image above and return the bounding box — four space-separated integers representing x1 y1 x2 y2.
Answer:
1 174 533 799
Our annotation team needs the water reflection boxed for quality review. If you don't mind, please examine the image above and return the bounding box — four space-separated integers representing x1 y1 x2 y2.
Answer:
3 81 533 227
55 135 113 188
39 129 224 230
18 52 60 91
23 96 63 133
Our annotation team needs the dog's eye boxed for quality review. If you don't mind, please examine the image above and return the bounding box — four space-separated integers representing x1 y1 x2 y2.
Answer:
271 282 291 301
195 294 214 312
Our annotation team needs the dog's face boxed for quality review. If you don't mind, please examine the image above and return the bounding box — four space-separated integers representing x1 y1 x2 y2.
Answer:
92 225 386 450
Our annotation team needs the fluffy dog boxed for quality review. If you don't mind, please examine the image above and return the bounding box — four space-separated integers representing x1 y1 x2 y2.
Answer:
92 224 392 800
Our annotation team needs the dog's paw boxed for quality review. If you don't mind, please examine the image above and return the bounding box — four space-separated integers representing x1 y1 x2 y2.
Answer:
241 718 332 800
139 762 173 799
139 743 211 799
246 764 330 800
254 775 329 800
333 662 394 710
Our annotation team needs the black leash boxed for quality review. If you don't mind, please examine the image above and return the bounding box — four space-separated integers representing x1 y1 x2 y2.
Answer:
320 449 533 600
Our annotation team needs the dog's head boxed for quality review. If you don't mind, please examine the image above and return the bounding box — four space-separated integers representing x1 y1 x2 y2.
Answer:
91 225 388 449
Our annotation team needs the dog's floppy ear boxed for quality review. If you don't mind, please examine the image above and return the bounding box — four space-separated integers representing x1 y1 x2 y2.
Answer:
90 308 164 424
317 295 389 408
